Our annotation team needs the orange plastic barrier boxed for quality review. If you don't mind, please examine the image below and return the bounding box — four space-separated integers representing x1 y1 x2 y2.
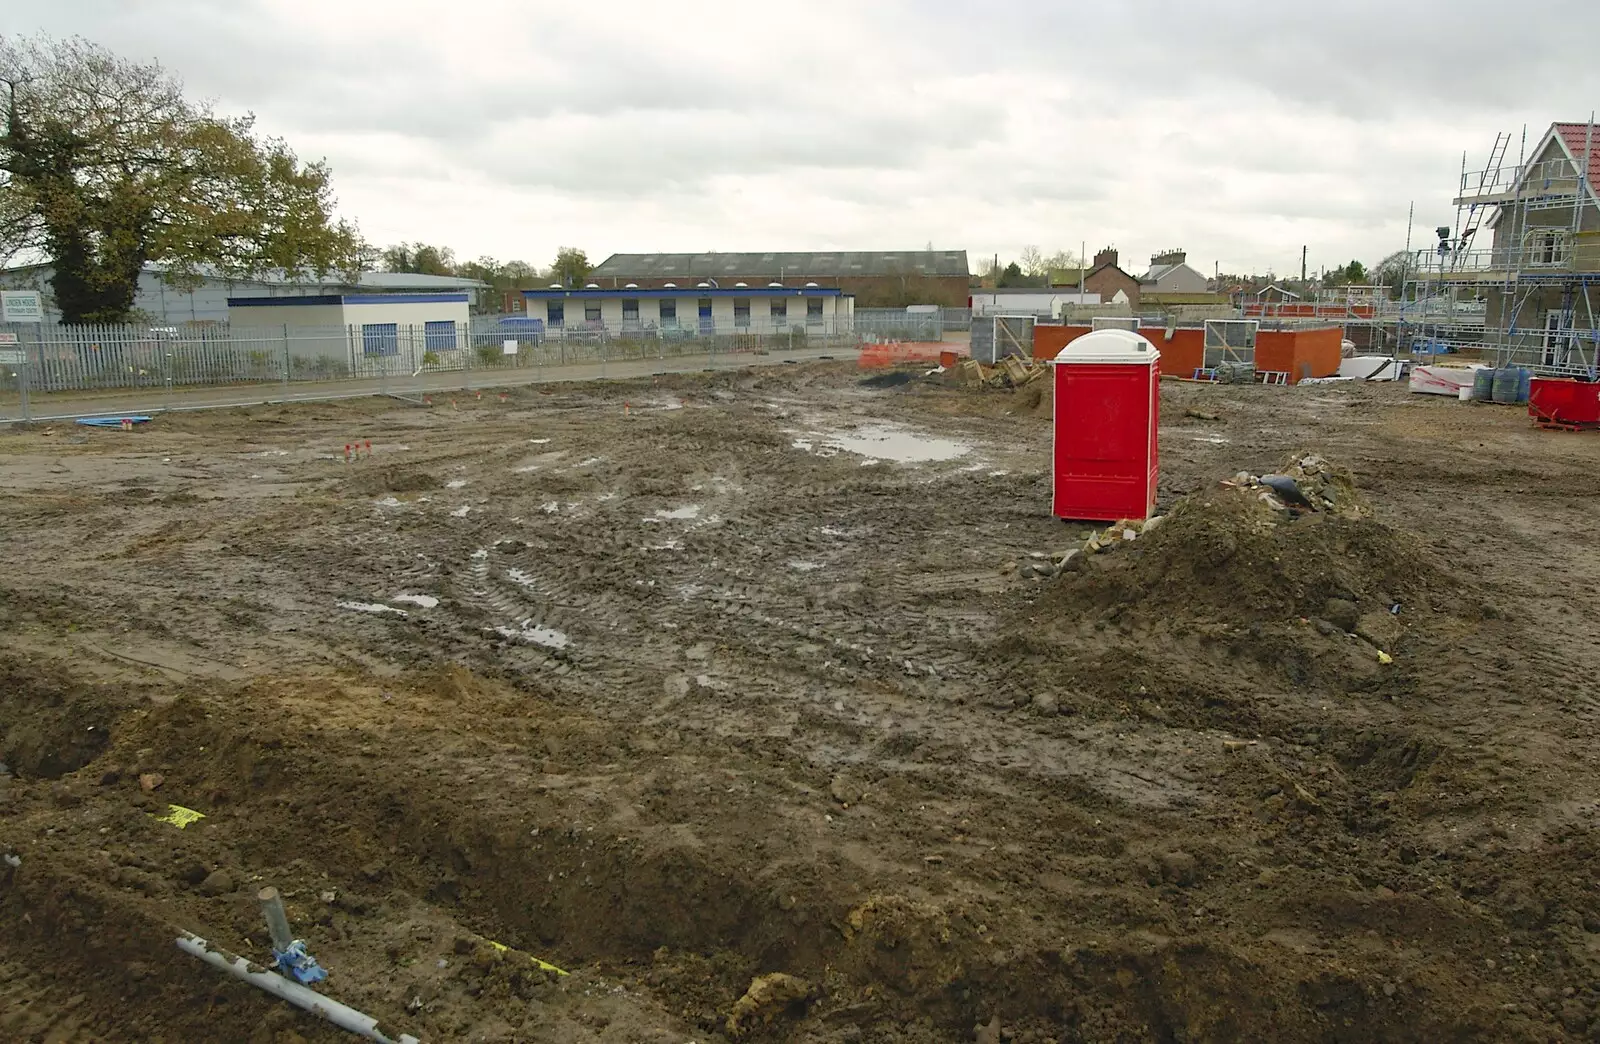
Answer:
857 341 950 368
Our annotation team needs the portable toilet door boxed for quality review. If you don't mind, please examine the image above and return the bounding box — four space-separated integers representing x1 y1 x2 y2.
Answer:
1051 328 1161 521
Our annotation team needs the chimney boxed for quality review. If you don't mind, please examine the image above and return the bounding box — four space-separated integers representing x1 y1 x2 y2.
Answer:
1152 249 1187 266
1093 247 1118 268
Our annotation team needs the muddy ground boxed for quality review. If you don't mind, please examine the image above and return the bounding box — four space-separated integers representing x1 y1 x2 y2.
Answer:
2 362 1600 1042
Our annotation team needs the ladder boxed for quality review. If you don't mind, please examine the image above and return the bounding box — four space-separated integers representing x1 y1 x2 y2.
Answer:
1452 132 1511 267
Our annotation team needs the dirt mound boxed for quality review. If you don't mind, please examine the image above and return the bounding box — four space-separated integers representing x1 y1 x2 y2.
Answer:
342 467 442 494
860 369 918 389
1044 454 1456 630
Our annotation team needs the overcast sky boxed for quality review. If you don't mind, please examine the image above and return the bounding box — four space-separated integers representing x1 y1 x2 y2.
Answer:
9 0 1600 277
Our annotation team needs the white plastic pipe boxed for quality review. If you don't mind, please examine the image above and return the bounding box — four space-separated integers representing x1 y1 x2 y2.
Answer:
176 932 420 1044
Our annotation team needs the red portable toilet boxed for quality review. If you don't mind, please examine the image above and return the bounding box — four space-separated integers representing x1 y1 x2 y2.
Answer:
1051 329 1160 521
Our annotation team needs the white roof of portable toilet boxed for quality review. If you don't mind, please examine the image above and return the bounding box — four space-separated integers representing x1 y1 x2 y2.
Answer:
1054 328 1160 365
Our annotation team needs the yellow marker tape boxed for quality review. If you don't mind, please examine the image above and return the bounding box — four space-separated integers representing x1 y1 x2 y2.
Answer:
487 939 568 976
151 805 205 829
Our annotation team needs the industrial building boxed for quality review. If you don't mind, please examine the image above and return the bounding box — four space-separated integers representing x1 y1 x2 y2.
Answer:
0 262 489 324
969 287 1100 317
585 251 969 307
226 292 472 373
520 284 853 338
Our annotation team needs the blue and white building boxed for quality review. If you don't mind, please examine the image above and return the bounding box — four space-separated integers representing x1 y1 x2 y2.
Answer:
520 283 854 337
227 292 472 372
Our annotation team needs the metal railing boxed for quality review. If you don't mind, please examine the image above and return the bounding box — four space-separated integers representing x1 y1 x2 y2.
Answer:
0 316 866 399
1459 157 1586 200
1410 239 1576 275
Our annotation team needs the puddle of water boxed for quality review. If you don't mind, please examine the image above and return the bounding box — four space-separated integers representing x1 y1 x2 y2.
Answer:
392 594 439 609
823 424 971 463
788 560 824 572
337 601 407 616
577 456 603 467
541 501 560 514
450 506 472 518
494 622 571 649
375 496 403 508
1195 433 1231 445
598 491 618 502
446 479 468 489
528 438 551 444
860 459 881 467
646 504 702 522
988 470 1009 477
646 540 683 551
791 438 814 451
506 568 538 590
471 548 489 561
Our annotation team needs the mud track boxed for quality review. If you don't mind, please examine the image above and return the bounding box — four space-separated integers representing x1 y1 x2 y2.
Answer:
2 364 1600 1042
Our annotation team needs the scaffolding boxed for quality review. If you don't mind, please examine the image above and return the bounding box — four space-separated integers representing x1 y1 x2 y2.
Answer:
1400 120 1600 376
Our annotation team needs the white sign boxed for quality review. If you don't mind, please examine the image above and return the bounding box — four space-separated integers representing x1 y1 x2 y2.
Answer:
1 291 43 323
0 350 25 365
502 338 518 356
0 332 16 344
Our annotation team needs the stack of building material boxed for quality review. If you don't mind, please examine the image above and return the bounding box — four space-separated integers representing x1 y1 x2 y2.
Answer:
951 356 1047 389
1409 364 1487 397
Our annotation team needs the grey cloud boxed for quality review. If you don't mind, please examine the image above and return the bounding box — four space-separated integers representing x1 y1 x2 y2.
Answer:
6 0 1598 274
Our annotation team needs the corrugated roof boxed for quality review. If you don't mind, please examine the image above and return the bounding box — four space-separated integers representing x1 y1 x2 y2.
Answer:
590 251 970 279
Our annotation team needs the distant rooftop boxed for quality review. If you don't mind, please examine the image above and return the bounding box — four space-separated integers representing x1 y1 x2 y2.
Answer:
1 261 488 290
590 251 970 280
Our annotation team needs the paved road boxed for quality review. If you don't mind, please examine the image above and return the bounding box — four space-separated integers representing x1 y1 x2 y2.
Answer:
0 345 861 422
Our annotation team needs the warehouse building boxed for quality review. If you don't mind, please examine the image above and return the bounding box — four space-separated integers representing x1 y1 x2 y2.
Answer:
226 292 472 374
0 262 488 324
586 251 969 307
520 284 853 338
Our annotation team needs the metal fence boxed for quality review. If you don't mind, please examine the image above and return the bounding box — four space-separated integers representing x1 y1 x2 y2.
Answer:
853 307 972 339
0 316 864 400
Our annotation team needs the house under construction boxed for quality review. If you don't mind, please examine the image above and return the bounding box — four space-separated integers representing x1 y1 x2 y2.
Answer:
1404 121 1600 374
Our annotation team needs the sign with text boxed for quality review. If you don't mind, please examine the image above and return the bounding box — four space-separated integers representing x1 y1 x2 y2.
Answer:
0 350 25 365
0 332 17 344
1 291 43 323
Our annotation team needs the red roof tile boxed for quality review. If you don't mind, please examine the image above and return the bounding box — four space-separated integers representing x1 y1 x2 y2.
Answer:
1552 122 1600 187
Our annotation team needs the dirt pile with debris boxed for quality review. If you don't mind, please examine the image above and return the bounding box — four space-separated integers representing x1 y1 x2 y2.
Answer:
1047 453 1458 629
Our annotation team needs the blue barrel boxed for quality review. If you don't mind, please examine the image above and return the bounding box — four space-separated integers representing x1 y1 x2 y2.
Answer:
1472 367 1496 401
1492 367 1521 404
1516 367 1532 404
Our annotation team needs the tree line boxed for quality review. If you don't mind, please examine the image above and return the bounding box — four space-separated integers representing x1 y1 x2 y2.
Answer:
374 243 593 307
